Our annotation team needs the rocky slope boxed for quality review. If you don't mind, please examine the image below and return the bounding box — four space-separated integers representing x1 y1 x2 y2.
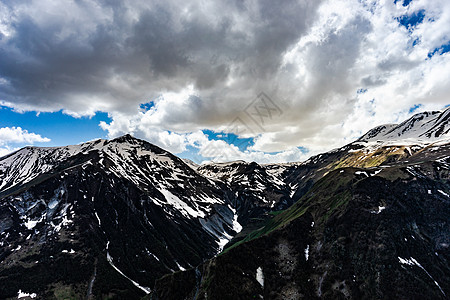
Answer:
152 156 450 299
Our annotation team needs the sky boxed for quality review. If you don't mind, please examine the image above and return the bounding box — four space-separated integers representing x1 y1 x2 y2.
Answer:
0 0 449 163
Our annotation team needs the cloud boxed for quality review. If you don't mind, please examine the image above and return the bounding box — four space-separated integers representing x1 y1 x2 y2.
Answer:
194 134 311 164
1 0 450 162
0 146 19 158
97 0 450 157
202 144 310 164
0 127 50 157
0 0 321 116
99 114 310 163
0 127 50 146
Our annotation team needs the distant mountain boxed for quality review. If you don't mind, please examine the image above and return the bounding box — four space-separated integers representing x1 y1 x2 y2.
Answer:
278 108 450 205
358 108 450 143
198 161 292 224
181 158 199 170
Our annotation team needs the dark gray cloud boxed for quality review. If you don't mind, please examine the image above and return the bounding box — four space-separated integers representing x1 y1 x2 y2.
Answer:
0 0 322 116
1 0 450 159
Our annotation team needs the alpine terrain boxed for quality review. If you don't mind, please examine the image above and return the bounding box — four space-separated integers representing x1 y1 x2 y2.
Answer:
1 108 450 299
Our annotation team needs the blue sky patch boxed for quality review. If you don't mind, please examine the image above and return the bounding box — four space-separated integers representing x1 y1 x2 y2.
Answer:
397 9 425 31
263 146 309 156
178 145 206 163
357 88 368 94
140 102 155 112
0 107 110 146
412 37 420 47
177 130 256 163
428 41 450 58
203 129 254 151
408 104 423 113
394 0 413 7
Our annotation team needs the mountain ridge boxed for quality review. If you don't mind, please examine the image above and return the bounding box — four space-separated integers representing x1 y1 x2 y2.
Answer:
358 108 450 143
1 108 450 299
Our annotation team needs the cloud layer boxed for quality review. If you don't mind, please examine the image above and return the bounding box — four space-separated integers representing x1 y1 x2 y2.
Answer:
1 0 449 162
0 126 50 156
0 127 50 145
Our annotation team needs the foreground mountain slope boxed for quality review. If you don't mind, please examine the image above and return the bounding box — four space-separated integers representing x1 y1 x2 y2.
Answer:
0 136 242 299
152 160 450 299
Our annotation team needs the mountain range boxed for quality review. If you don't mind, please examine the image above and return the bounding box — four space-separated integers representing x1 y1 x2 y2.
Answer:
1 108 450 299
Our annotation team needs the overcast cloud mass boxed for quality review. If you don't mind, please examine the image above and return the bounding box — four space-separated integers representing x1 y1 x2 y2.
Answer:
0 0 449 163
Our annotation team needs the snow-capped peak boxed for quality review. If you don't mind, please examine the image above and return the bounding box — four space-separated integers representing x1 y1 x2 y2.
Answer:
358 108 450 144
0 135 178 194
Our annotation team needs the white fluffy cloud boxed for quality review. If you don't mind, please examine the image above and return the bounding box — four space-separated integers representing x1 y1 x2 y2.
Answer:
199 139 310 164
0 127 50 157
0 127 50 145
1 0 450 162
0 146 18 157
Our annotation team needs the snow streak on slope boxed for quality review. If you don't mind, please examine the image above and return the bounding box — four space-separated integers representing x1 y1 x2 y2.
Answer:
106 241 151 294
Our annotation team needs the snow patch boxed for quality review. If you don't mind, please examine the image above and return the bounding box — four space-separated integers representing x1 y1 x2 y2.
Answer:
94 212 101 225
24 214 45 230
348 149 361 153
304 245 310 261
256 267 264 287
17 290 37 299
48 199 59 209
371 206 385 214
217 237 230 250
145 249 160 261
228 205 242 233
371 170 382 176
355 171 369 177
175 261 186 271
158 187 205 219
438 190 449 197
405 147 412 156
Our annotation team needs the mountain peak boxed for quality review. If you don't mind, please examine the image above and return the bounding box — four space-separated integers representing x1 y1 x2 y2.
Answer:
358 108 450 143
110 133 140 144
